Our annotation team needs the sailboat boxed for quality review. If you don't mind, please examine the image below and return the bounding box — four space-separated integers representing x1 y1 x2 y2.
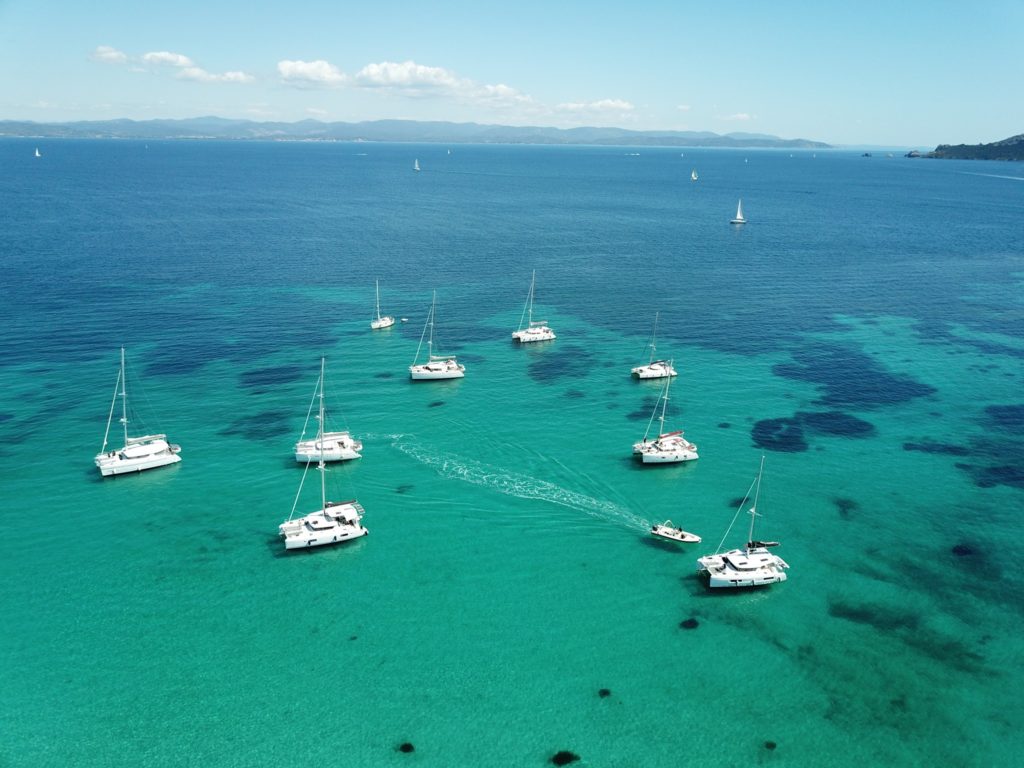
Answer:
34 148 41 158
631 312 676 379
370 279 395 330
280 370 368 550
294 358 362 463
511 270 556 343
94 347 182 476
632 366 698 464
413 159 421 172
730 199 746 225
409 291 465 380
697 456 789 588
690 169 698 181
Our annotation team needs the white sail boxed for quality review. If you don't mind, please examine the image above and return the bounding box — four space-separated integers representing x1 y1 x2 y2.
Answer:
731 199 746 225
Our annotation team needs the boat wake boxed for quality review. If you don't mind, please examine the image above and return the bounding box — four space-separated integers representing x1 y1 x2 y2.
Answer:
378 434 647 532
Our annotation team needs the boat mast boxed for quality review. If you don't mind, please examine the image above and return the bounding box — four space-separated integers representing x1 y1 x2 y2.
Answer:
427 290 436 357
374 279 382 322
657 362 675 435
318 357 327 509
747 454 766 545
650 311 659 364
119 346 129 446
527 270 535 326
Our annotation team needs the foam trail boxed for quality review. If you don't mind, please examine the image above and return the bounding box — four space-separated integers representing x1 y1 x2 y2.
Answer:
384 435 648 532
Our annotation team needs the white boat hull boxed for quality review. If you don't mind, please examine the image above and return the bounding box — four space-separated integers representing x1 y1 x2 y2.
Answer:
651 522 701 543
512 327 556 343
280 501 368 550
697 548 789 588
637 448 699 463
631 361 677 379
294 432 362 463
633 433 699 463
371 316 395 330
409 362 465 380
95 438 181 476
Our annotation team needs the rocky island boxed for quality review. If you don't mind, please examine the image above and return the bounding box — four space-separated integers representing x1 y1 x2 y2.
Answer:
922 133 1023 161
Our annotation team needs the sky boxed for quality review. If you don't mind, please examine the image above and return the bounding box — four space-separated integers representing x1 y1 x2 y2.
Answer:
0 0 1021 146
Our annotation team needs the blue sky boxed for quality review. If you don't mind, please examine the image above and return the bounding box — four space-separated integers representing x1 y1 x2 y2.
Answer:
1 0 1021 146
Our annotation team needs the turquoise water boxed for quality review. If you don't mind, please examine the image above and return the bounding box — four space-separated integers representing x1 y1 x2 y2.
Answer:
1 140 1022 766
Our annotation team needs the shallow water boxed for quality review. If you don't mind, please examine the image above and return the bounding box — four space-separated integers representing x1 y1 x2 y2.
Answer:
1 139 1022 767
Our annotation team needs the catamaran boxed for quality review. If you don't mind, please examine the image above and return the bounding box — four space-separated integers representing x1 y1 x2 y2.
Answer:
697 456 789 588
294 358 362 463
409 291 465 380
371 279 395 330
512 270 556 343
94 347 181 476
730 199 746 225
632 367 699 464
280 373 368 550
631 312 677 379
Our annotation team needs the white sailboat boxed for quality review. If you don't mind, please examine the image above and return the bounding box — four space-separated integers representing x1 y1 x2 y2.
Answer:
294 358 362 463
94 347 182 476
730 198 746 225
631 312 677 379
690 169 698 181
280 376 368 550
413 159 421 172
511 270 556 343
370 279 395 330
34 148 41 158
697 456 789 588
632 367 699 464
651 520 701 543
409 291 465 380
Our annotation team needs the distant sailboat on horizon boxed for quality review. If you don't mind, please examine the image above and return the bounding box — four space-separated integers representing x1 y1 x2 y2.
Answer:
34 148 41 158
730 199 746 225
413 159 421 172
690 168 698 181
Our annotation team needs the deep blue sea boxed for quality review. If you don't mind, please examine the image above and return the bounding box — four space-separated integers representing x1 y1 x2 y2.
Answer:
1 139 1022 767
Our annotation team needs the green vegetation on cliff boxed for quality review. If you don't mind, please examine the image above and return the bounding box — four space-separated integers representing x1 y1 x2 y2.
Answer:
927 134 1023 161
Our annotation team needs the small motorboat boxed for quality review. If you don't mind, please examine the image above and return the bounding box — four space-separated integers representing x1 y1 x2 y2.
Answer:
651 520 701 543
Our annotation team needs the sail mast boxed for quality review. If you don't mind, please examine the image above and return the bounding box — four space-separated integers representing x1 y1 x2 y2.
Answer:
650 311 659 364
119 346 129 446
375 279 382 322
528 270 535 326
658 367 671 435
748 454 765 544
319 357 327 510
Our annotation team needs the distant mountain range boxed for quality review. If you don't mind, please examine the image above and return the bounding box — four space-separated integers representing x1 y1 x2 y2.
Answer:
0 116 830 148
923 133 1024 161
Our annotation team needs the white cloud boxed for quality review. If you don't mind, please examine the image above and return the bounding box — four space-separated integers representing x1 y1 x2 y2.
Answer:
178 67 254 83
556 98 635 114
306 107 329 118
142 51 194 68
278 59 346 87
91 46 127 65
723 112 751 121
354 60 460 90
676 104 692 112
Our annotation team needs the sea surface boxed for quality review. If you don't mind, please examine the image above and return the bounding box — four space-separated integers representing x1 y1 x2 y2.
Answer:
1 139 1022 767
